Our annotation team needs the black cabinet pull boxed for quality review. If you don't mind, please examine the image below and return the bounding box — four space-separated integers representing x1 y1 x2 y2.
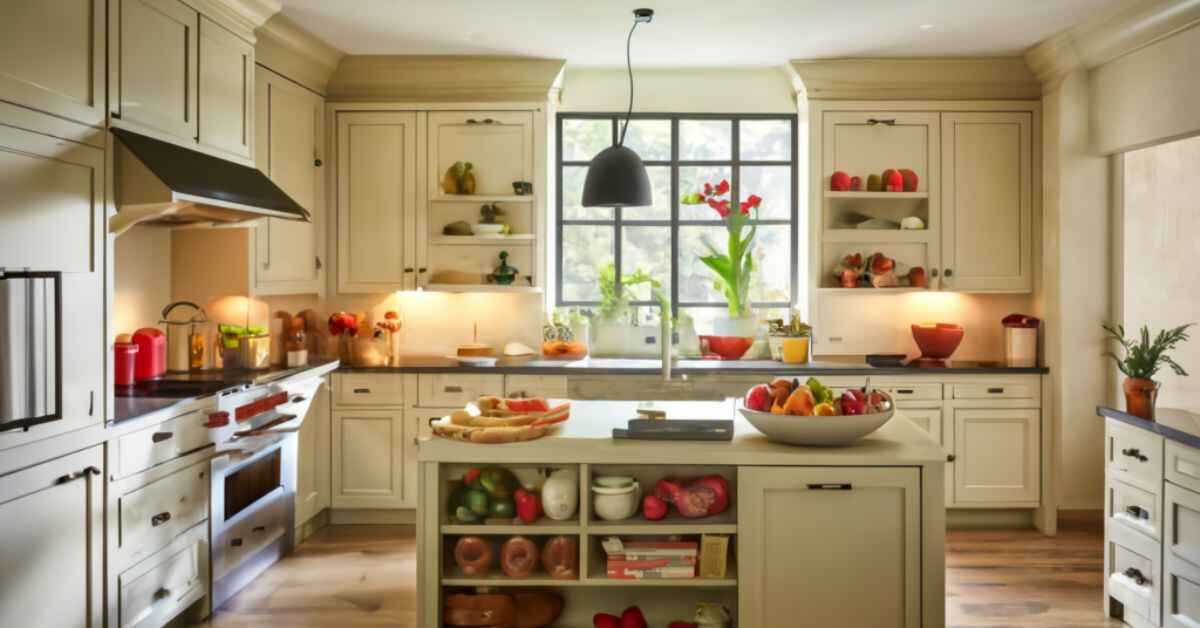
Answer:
231 538 244 547
111 111 122 119
252 525 267 533
987 387 1005 394
1121 448 1148 462
353 388 371 394
867 118 896 126
807 483 853 491
151 432 173 443
55 466 101 485
947 454 957 463
895 388 914 395
291 395 307 403
1123 567 1148 586
1125 505 1147 520
153 587 170 601
150 512 172 527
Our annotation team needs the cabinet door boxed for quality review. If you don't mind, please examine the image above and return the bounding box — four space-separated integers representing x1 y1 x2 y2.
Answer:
0 0 106 127
0 446 103 628
111 0 199 141
952 408 1040 504
427 111 534 197
336 112 418 293
198 16 253 161
296 382 331 526
739 467 920 628
254 67 324 294
940 112 1033 292
331 409 405 508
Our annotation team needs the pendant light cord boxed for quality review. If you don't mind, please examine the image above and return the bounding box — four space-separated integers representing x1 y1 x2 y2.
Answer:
619 20 640 146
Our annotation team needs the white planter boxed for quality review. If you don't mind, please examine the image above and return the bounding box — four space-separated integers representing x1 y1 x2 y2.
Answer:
592 321 661 357
712 315 759 338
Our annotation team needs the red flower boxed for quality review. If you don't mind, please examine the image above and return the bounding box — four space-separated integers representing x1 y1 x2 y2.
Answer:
739 194 762 214
703 182 713 195
714 179 730 195
707 198 731 217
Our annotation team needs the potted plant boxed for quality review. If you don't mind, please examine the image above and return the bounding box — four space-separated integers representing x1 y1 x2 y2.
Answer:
680 179 762 337
591 263 670 357
1102 322 1194 420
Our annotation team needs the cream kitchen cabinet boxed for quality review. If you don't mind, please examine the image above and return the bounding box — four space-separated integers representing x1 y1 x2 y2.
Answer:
254 67 325 295
0 0 106 127
940 112 1033 292
336 111 420 293
109 0 199 141
331 409 407 508
296 382 331 526
0 446 104 628
739 466 921 628
198 15 253 161
951 408 1040 505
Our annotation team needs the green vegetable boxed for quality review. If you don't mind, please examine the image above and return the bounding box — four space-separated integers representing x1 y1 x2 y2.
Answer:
806 377 834 406
479 468 517 499
464 489 490 516
454 505 480 523
488 497 515 519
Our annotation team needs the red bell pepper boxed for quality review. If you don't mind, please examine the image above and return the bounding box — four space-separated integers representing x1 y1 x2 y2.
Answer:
514 487 542 524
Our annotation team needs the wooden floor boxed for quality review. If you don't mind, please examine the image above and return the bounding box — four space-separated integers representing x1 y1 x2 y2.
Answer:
199 522 1120 627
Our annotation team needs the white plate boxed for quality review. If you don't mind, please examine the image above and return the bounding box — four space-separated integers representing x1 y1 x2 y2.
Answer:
739 394 894 446
444 354 498 367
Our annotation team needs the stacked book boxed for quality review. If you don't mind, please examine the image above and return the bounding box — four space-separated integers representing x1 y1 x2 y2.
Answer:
601 537 697 580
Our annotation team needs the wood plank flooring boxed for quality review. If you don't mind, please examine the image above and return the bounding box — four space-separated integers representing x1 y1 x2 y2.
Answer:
199 522 1119 627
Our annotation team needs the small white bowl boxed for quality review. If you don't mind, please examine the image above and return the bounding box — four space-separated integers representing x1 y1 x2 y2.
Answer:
474 223 506 236
444 354 498 367
592 477 641 521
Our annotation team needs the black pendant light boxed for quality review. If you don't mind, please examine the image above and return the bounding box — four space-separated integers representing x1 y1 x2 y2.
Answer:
582 8 654 208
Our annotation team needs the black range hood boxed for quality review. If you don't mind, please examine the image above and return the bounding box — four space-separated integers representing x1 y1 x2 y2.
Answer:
109 127 310 236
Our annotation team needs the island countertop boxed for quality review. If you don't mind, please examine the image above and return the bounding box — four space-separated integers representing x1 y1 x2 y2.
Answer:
417 399 947 466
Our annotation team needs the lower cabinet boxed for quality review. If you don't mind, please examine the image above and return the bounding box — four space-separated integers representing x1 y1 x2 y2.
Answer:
951 408 1040 505
117 522 208 628
738 466 921 628
1164 549 1200 628
296 382 331 525
332 409 407 509
0 446 104 628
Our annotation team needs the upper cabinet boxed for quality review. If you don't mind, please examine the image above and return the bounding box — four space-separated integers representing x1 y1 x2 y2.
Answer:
0 0 107 128
198 15 254 160
336 111 419 294
254 67 324 295
940 112 1033 292
110 0 199 141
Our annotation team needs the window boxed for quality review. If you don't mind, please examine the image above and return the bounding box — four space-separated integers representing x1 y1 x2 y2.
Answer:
556 114 797 326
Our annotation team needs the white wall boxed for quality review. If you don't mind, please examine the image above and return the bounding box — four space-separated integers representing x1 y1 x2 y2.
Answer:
560 67 797 113
112 227 172 335
1122 134 1200 409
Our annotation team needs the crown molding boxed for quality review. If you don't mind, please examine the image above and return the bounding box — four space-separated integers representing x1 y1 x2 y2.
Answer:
1025 0 1200 91
193 0 281 37
328 56 567 103
789 57 1039 101
256 13 344 95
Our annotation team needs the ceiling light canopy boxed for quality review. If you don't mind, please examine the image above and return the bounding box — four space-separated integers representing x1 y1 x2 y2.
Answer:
581 8 654 208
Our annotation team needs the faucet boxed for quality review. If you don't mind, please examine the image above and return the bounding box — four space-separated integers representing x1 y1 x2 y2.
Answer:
661 314 672 381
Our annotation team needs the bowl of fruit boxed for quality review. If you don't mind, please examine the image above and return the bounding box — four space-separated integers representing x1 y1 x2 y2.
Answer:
740 377 894 446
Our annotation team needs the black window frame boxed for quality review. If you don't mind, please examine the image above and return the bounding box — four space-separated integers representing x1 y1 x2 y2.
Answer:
556 112 799 318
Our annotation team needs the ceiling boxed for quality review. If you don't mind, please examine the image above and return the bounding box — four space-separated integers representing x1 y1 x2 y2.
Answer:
279 0 1124 67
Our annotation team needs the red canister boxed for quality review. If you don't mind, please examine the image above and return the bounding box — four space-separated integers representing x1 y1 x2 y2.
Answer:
113 342 139 386
132 328 166 381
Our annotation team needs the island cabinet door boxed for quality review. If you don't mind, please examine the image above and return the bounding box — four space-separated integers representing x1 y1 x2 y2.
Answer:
738 467 920 628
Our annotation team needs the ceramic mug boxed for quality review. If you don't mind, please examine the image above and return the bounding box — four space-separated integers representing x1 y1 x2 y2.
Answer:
591 476 642 521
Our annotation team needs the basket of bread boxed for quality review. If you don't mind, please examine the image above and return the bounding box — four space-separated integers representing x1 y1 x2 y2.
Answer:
432 396 571 444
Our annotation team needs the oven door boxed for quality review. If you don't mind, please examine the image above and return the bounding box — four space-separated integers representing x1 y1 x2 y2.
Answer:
0 271 61 431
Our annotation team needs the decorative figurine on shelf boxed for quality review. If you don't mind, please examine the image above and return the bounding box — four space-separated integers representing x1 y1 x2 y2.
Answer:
441 161 476 195
476 203 508 236
512 180 532 195
833 253 865 288
487 251 519 285
865 251 898 287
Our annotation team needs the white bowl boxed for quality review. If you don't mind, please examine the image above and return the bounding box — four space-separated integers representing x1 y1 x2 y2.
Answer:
739 401 895 446
474 223 506 236
444 354 498 367
591 478 641 521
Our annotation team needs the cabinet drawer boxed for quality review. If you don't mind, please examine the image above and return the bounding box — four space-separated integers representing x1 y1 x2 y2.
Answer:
214 488 286 579
336 373 404 406
1107 420 1164 491
417 374 503 407
1107 523 1162 626
952 383 1038 401
118 524 206 628
505 375 568 399
119 462 209 565
1166 440 1200 494
1165 551 1200 628
1165 482 1200 568
1108 477 1162 541
117 410 216 478
880 383 942 402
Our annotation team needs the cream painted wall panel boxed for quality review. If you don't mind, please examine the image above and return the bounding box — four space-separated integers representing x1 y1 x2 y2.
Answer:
560 67 796 113
112 0 199 140
198 16 254 160
1123 134 1200 410
113 227 172 334
0 0 106 127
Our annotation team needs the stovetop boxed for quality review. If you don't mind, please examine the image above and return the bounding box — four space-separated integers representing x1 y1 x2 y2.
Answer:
115 378 241 399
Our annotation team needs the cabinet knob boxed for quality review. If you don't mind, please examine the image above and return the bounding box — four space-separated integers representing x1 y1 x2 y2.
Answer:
930 268 939 278
944 268 954 278
153 587 171 601
418 267 427 274
947 454 956 463
151 511 172 527
314 158 323 167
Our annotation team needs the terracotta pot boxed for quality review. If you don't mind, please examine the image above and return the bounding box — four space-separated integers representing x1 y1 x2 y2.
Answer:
1123 377 1159 421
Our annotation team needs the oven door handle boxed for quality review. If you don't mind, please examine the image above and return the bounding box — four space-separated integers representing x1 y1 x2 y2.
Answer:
233 413 301 438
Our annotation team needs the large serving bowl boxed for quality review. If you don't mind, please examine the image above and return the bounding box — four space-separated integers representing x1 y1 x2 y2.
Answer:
739 393 895 446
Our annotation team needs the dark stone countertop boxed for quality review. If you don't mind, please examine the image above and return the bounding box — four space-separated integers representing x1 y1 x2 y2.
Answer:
1097 406 1200 450
339 356 1048 376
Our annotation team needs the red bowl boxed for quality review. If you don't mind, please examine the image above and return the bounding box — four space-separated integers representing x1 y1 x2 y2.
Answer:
911 323 964 360
701 335 754 360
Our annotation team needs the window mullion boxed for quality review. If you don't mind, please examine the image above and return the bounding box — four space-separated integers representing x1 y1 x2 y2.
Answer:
670 117 680 321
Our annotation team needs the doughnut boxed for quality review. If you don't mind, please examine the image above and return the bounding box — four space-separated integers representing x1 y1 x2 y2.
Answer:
453 536 493 576
499 536 539 578
540 535 578 579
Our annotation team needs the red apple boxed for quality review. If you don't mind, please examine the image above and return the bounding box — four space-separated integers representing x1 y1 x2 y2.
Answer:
899 169 919 192
642 494 669 520
830 171 852 191
849 176 863 191
745 384 771 411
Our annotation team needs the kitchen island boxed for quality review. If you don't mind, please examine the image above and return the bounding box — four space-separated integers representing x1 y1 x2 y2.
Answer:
416 400 945 628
